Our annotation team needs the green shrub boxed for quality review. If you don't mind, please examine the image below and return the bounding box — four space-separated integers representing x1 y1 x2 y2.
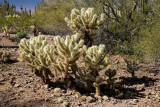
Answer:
10 30 27 42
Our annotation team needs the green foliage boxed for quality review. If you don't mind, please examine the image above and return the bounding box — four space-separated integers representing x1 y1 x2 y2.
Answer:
0 50 11 62
132 0 160 61
32 0 77 31
124 59 139 78
10 30 27 42
97 0 153 59
0 1 31 32
4 13 31 32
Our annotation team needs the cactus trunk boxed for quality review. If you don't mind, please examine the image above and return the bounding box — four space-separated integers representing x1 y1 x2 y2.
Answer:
83 30 93 47
132 70 135 78
95 84 100 96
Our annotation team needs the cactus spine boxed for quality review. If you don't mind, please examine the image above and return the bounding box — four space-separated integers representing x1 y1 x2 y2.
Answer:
65 7 106 47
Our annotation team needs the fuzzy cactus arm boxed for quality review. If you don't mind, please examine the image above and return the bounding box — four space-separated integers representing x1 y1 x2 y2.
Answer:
83 44 109 71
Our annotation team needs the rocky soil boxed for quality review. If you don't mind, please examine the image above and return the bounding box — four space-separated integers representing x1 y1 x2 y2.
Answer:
0 34 160 107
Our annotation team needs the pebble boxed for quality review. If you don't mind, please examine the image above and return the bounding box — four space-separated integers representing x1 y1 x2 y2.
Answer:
41 85 48 89
61 90 67 93
87 96 96 103
112 100 117 104
133 99 138 103
18 88 25 92
62 101 69 107
0 77 5 82
14 84 21 88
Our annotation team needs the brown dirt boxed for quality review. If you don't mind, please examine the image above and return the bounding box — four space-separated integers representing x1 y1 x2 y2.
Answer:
0 33 160 107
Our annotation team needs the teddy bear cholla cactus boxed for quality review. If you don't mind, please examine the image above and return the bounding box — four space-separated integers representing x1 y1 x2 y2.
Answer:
0 50 11 62
46 33 84 82
2 26 10 37
105 69 117 93
78 44 109 96
18 35 53 83
124 59 139 78
65 7 105 47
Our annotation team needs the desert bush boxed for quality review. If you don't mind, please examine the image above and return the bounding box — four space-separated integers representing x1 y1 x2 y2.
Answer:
133 1 160 61
0 50 11 62
32 0 77 32
10 30 27 42
4 13 32 33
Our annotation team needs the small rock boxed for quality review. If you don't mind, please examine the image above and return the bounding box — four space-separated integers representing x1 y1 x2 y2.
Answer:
87 96 96 103
14 84 21 88
77 102 81 106
62 101 69 107
75 92 81 98
41 85 48 89
133 99 138 103
54 88 61 93
0 77 5 82
151 91 155 95
66 91 72 95
61 90 66 93
112 100 117 105
148 92 152 95
79 96 86 102
18 88 25 92
146 95 150 99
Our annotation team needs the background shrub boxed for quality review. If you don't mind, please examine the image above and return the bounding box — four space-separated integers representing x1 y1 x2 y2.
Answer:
10 30 27 42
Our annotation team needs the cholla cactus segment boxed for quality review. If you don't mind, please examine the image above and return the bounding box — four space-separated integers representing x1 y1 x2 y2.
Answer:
124 59 139 78
0 50 11 62
18 35 51 68
53 33 84 64
6 14 20 19
18 35 54 83
105 69 117 79
2 26 10 36
83 44 109 71
65 7 106 32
